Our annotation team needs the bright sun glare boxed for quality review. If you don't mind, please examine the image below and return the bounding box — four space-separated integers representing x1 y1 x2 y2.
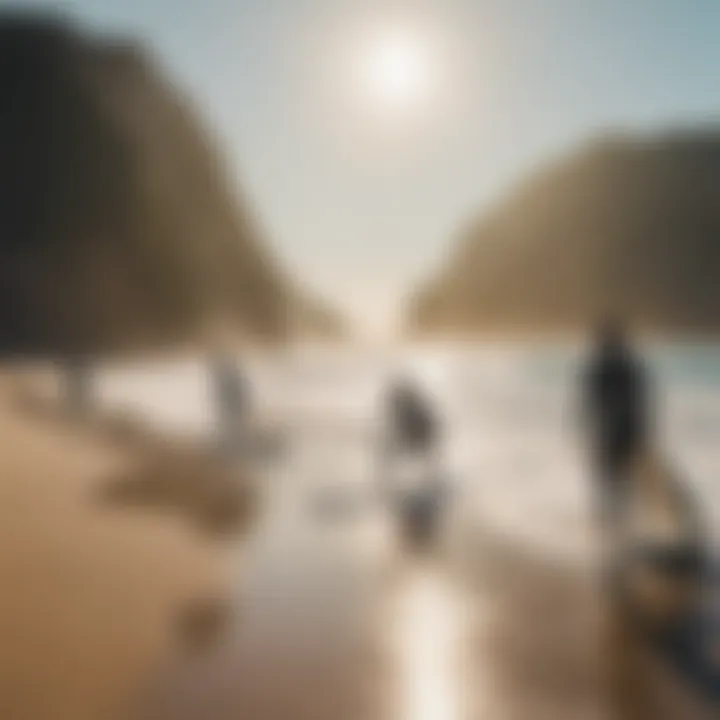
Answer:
360 29 435 112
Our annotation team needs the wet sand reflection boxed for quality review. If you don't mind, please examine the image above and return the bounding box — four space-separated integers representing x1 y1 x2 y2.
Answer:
391 564 469 720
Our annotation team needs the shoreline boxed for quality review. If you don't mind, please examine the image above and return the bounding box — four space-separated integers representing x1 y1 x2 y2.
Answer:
0 371 255 720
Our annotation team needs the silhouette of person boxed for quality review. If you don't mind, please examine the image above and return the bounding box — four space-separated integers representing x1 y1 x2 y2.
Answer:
210 353 247 456
381 377 441 499
381 377 447 545
387 378 437 454
582 318 650 528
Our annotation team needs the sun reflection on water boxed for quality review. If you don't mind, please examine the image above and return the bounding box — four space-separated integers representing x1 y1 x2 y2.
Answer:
394 568 465 720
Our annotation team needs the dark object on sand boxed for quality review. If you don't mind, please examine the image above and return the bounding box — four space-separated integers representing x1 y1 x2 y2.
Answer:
178 597 234 653
613 458 708 633
607 461 720 707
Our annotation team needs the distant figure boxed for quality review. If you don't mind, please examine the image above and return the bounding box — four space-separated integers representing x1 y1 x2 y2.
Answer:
582 319 650 527
387 378 438 456
382 377 445 546
381 378 440 491
210 354 247 456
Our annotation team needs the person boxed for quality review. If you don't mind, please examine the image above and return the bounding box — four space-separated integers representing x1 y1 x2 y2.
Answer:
386 377 438 458
209 353 248 457
380 376 444 521
582 318 650 529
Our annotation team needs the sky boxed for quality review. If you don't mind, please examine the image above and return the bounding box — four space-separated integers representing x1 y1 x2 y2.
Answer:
8 0 720 334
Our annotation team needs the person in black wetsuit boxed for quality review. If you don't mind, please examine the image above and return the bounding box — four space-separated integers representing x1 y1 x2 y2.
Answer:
582 319 650 527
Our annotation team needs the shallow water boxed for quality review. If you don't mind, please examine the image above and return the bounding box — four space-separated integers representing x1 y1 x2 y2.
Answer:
97 343 720 719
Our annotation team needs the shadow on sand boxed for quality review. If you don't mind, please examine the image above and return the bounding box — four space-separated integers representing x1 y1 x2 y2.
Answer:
175 597 237 654
11 381 260 536
97 447 259 536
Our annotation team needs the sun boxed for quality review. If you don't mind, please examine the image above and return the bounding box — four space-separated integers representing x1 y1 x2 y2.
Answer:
359 29 435 112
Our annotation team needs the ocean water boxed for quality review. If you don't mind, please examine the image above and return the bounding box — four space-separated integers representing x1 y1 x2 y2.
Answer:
95 343 720 554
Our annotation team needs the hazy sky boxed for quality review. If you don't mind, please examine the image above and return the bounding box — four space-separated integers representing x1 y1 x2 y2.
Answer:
11 0 720 332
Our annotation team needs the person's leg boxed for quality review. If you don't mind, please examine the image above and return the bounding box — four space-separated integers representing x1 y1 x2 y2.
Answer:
595 432 634 526
597 478 621 533
593 447 615 527
596 478 627 598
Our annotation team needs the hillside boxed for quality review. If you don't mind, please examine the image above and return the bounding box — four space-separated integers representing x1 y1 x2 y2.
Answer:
0 13 338 354
288 289 346 339
408 131 720 336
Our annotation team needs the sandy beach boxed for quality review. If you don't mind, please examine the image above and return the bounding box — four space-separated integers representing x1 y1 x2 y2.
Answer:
0 371 249 720
0 357 716 720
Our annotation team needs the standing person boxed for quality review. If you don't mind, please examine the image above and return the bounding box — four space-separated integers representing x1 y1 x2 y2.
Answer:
210 351 248 458
582 318 651 530
386 377 438 462
381 376 443 520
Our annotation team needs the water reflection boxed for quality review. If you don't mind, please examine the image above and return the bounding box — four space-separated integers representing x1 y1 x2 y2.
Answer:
393 567 466 720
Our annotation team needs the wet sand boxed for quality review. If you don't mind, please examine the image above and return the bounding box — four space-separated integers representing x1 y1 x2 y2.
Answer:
143 407 716 720
456 521 717 720
0 373 252 720
454 528 606 719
